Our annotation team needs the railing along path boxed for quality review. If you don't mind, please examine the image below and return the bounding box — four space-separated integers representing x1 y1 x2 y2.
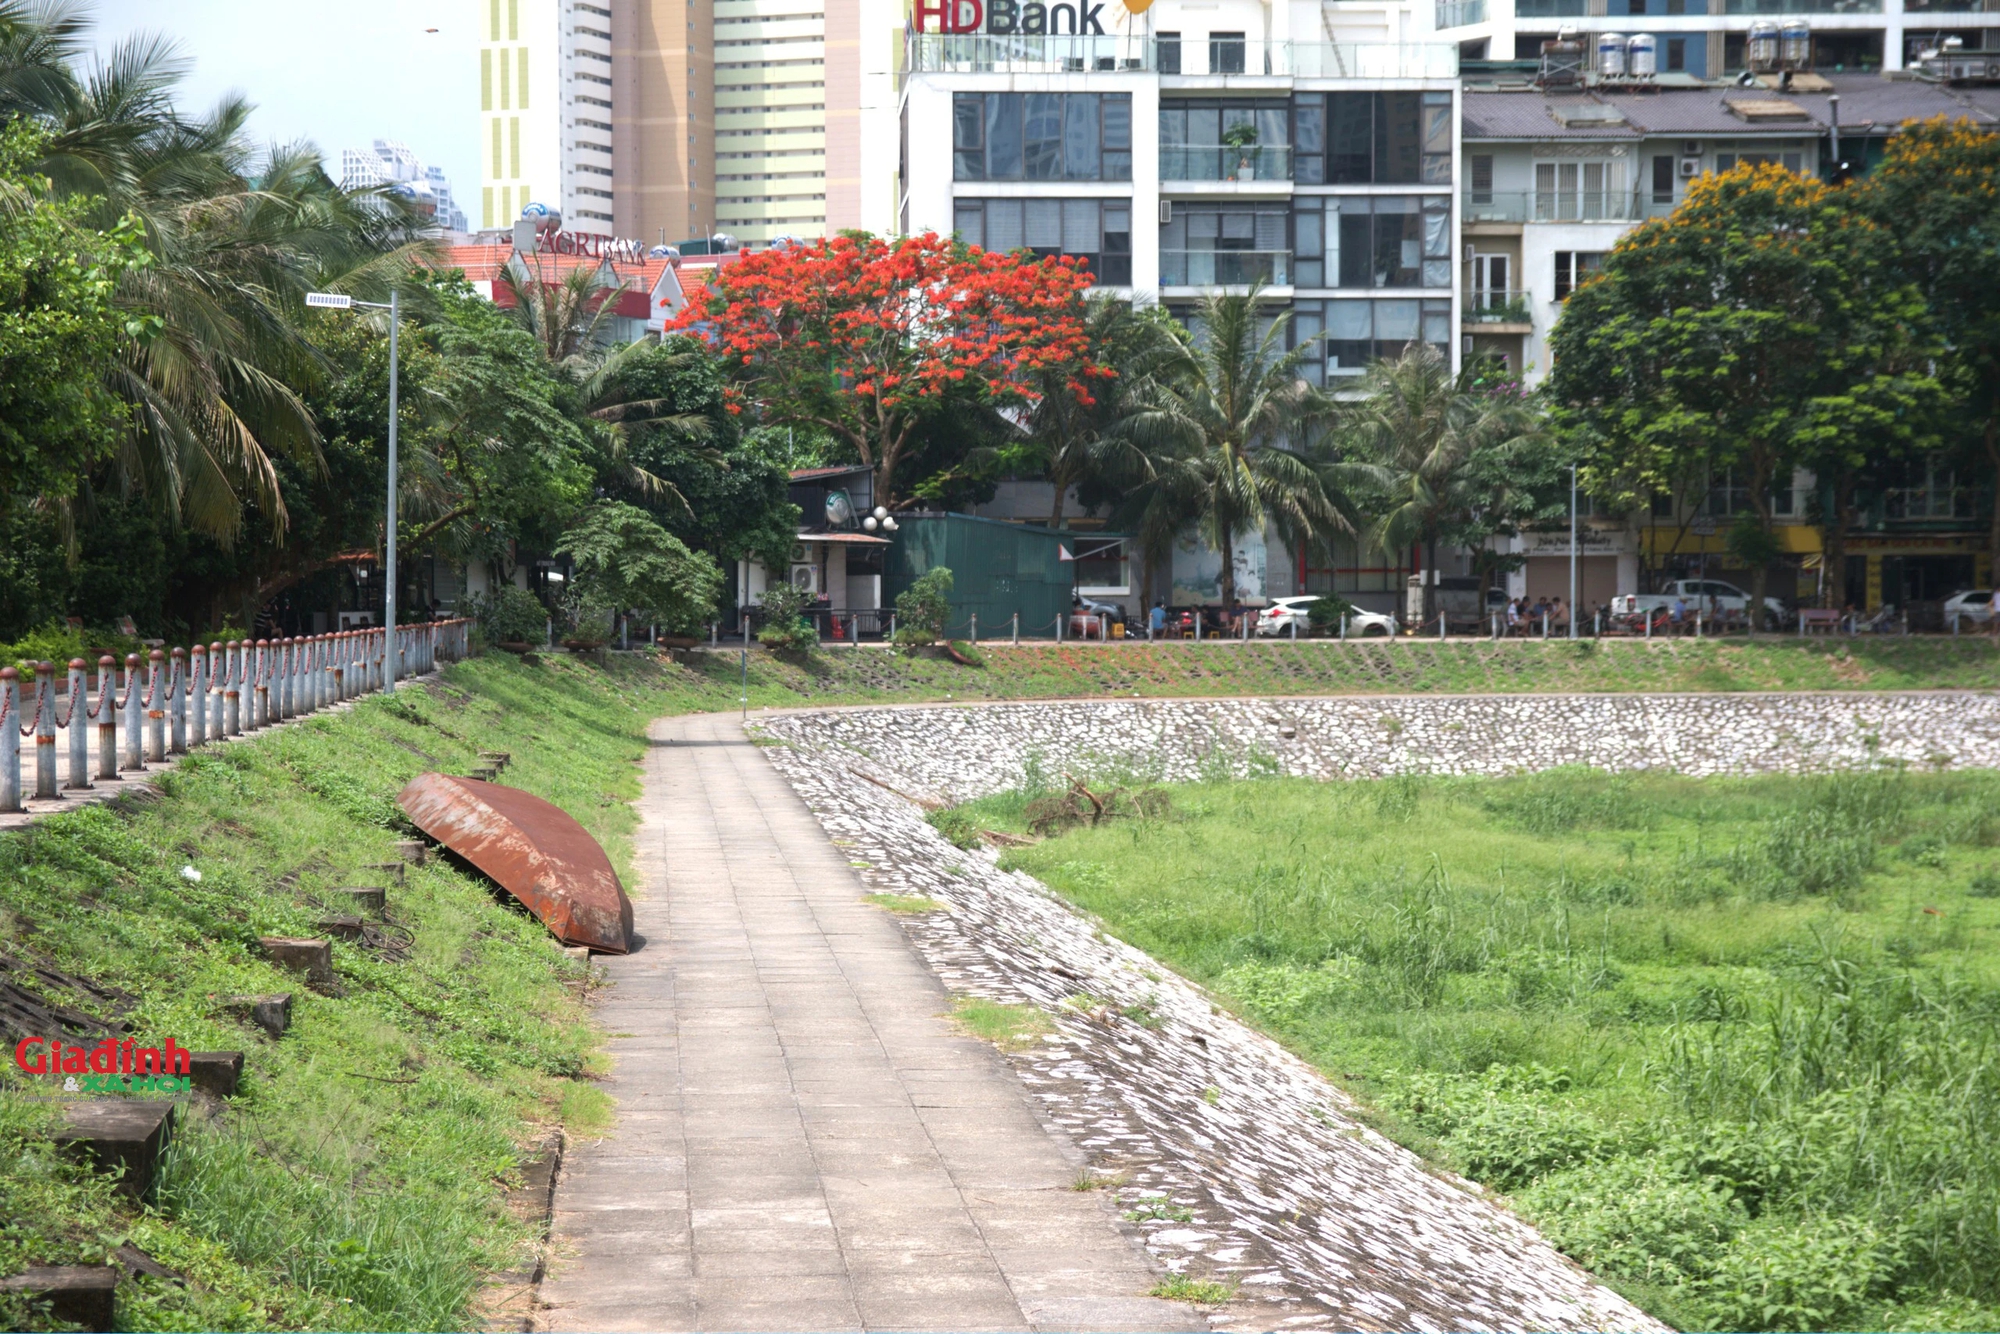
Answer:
0 621 471 814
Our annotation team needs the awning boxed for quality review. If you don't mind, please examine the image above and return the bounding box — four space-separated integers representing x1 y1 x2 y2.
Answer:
798 531 893 545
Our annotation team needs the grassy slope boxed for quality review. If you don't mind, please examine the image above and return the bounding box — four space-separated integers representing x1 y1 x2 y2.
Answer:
962 770 2000 1334
0 655 686 1332
678 634 2000 702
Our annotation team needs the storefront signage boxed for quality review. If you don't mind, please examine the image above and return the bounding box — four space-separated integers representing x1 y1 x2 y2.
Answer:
915 0 1106 35
1519 529 1632 556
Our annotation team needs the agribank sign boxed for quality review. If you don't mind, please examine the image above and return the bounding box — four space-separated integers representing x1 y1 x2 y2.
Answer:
915 0 1108 36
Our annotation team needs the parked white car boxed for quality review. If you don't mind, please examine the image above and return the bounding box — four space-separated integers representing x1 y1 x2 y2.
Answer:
1256 596 1398 638
1942 589 1997 626
1611 579 1791 628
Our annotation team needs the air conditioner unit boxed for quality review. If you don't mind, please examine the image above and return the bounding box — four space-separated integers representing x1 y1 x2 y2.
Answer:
1682 140 1702 154
1464 243 1476 263
1678 157 1702 177
790 543 808 563
1158 200 1172 224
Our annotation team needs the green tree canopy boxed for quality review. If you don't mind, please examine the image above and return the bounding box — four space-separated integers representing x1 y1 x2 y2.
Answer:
1548 164 1940 621
555 500 723 633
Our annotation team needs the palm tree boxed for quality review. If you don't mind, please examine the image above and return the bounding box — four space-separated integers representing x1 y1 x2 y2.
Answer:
1331 346 1545 628
2 3 436 541
1114 286 1350 608
497 258 632 370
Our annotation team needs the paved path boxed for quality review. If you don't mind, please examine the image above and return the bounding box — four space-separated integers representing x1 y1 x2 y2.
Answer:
538 712 1201 1333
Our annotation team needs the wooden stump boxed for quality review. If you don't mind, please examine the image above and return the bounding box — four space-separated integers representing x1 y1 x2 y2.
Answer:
188 1051 243 1099
223 993 292 1039
257 937 333 987
55 1100 176 1199
0 1265 118 1331
333 886 386 916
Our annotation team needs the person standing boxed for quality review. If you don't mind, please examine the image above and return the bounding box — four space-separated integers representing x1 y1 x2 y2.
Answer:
1149 601 1166 641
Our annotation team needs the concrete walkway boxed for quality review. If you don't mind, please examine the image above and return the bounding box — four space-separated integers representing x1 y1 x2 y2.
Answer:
538 712 1201 1333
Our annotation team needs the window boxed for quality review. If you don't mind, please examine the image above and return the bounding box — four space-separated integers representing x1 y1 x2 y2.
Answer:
1652 154 1676 205
954 94 1133 181
1716 151 1804 174
1301 536 1403 594
1666 0 1688 11
1666 35 1688 70
955 198 1132 285
1159 99 1290 179
1307 195 1450 289
1553 250 1605 300
1471 153 1494 205
1313 92 1450 185
1306 297 1453 376
1157 31 1181 74
1701 469 1753 518
1471 254 1510 309
1208 31 1246 74
1294 96 1324 184
1161 205 1290 285
1535 160 1618 220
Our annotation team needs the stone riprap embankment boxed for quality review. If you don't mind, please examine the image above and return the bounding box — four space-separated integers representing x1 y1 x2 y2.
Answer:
752 692 1998 1332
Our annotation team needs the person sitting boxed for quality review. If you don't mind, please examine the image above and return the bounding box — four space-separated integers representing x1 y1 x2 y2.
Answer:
1551 597 1569 632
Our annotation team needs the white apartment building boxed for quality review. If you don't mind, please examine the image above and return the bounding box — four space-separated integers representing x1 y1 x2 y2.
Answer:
714 0 832 242
897 0 1463 610
1423 0 2000 76
338 140 469 233
478 0 615 231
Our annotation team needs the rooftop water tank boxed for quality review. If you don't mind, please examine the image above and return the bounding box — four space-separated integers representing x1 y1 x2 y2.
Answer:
1597 31 1627 78
1780 19 1811 70
1628 32 1657 78
1747 20 1780 72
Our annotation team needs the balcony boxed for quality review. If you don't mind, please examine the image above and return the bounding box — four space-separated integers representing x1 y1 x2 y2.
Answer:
1516 0 1586 15
1462 189 1644 224
1161 249 1292 286
1436 0 1489 27
1466 289 1532 324
905 35 1457 79
1721 0 1881 11
1161 145 1293 182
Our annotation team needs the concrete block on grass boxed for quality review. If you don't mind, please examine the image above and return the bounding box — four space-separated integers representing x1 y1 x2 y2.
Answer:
188 1051 243 1099
223 993 292 1038
393 838 429 865
0 1265 117 1331
362 861 407 886
55 1100 175 1199
257 937 333 987
315 916 365 942
333 886 386 915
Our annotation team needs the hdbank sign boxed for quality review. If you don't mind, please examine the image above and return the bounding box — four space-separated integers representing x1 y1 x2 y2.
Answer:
915 0 1108 35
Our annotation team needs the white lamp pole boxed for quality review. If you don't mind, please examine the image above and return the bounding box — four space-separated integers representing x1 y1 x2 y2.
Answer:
1569 461 1579 640
307 289 400 690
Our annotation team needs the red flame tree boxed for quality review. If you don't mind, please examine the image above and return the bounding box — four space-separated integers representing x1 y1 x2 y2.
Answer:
675 232 1103 505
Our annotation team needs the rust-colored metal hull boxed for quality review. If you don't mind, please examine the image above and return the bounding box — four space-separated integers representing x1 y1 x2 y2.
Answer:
396 774 634 953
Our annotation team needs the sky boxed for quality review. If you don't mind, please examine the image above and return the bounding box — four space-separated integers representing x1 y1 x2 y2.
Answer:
89 0 479 207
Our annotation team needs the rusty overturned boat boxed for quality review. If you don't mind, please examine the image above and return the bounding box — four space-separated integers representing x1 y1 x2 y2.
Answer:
395 774 634 953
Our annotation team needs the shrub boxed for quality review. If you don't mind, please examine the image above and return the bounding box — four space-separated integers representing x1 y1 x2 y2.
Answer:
466 587 547 646
1217 957 1364 1025
1765 806 1877 895
1304 595 1355 636
755 580 819 657
893 567 953 648
925 806 981 850
1484 768 1652 835
1520 1156 1748 1288
1694 1216 1900 1333
554 500 724 633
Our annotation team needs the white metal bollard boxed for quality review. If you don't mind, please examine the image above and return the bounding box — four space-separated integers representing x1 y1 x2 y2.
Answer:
33 662 57 801
969 613 978 645
66 659 90 788
121 654 145 770
0 670 19 814
1013 613 1019 645
169 648 187 753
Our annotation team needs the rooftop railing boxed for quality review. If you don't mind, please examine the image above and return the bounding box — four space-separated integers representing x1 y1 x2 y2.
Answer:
1437 0 1490 28
1466 289 1533 323
1462 188 1646 224
906 35 1457 78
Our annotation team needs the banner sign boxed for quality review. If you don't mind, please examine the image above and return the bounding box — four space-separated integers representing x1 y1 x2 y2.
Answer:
915 0 1106 35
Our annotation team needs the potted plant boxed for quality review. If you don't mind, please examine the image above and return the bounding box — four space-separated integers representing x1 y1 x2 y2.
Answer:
1222 123 1259 181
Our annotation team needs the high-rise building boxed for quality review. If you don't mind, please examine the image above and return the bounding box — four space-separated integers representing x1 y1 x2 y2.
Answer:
479 0 613 230
613 0 712 246
708 0 830 243
339 139 468 233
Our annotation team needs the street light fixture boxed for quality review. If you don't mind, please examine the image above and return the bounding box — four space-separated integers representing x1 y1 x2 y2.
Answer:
308 288 401 691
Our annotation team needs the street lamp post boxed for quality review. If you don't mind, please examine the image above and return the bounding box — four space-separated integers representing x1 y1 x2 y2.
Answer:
1560 464 1576 640
307 289 400 691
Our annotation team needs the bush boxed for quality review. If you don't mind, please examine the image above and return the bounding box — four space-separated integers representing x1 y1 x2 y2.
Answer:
893 567 953 648
925 806 981 850
1694 1216 1900 1333
467 587 548 646
1765 806 1877 895
755 580 819 656
554 500 724 634
1520 1156 1748 1288
1304 595 1356 635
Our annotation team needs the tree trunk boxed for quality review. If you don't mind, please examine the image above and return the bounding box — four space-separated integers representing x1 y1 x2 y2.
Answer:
1424 533 1440 629
1822 469 1854 611
1048 471 1066 530
1219 529 1237 612
1986 411 2000 590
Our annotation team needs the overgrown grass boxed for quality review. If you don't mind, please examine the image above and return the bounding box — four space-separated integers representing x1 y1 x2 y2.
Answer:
624 635 2000 709
0 654 693 1331
968 764 2000 1333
